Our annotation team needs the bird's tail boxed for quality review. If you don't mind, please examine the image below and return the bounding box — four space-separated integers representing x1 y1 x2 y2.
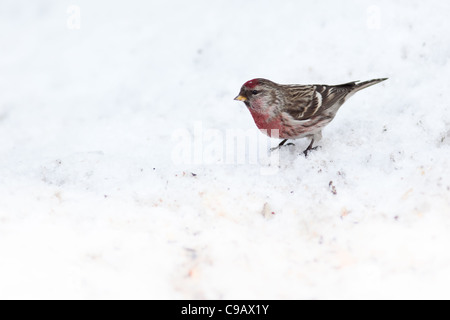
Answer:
350 78 388 93
331 78 387 104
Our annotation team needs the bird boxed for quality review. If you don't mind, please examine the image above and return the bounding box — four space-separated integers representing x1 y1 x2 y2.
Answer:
234 78 387 155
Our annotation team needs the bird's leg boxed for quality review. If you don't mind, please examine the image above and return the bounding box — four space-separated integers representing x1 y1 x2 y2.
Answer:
278 139 288 147
270 139 295 152
303 139 319 157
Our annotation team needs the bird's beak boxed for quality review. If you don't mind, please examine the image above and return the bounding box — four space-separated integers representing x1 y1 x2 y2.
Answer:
234 95 247 102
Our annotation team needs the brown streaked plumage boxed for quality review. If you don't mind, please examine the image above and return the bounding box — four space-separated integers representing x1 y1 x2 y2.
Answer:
234 78 387 155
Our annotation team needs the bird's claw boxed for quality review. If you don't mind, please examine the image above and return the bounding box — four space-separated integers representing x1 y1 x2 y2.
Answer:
303 146 320 157
270 143 295 152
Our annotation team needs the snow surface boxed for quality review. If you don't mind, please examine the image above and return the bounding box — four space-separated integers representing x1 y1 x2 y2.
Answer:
1 0 450 299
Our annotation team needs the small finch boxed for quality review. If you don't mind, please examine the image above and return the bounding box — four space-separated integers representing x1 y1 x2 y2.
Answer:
234 78 387 155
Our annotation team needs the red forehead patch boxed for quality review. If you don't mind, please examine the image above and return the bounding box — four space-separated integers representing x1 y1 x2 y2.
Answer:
244 79 259 88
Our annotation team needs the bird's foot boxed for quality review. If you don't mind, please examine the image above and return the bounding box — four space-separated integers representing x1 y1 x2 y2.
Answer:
270 143 295 152
303 146 320 157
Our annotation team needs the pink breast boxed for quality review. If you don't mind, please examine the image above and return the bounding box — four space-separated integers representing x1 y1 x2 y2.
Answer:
248 109 327 139
248 109 285 137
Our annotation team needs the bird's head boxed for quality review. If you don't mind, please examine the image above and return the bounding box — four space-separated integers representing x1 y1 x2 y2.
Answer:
234 78 278 111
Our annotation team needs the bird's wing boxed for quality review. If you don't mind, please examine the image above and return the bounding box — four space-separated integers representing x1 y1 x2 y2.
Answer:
282 83 354 121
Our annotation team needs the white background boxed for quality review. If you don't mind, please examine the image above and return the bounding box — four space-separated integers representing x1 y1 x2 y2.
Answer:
0 0 449 299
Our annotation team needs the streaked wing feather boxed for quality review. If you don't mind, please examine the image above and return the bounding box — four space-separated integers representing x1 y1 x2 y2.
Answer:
315 85 351 111
282 83 355 121
281 85 315 120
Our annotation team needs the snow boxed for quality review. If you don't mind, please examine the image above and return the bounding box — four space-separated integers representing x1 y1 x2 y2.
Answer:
1 0 450 299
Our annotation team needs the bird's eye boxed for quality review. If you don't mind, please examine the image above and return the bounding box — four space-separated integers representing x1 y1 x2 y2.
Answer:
251 90 259 95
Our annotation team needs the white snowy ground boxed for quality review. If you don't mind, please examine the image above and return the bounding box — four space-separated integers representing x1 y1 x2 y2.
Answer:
0 0 450 300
